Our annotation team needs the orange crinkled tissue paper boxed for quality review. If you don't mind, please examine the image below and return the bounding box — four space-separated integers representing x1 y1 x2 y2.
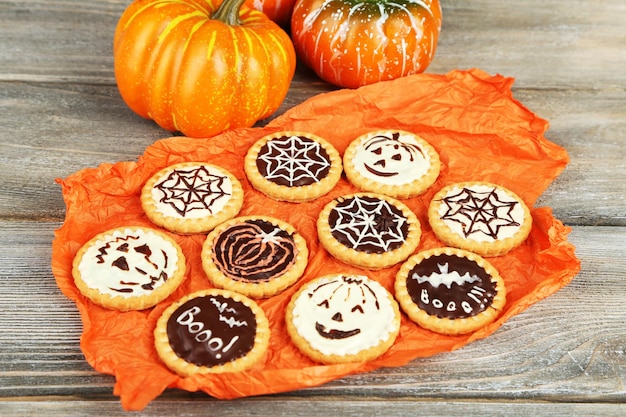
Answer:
52 69 580 410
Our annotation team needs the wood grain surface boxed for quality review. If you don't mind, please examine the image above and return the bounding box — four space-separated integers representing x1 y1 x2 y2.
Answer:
1 0 624 415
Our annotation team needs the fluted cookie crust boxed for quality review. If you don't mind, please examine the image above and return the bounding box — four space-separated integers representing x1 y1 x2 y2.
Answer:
141 162 244 234
202 215 308 299
244 131 342 202
154 289 270 376
317 192 421 269
344 130 441 198
286 274 400 364
72 226 186 311
428 181 532 256
395 247 507 335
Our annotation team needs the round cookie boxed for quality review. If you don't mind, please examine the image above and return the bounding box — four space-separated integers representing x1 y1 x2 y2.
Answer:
394 247 507 335
344 130 441 198
141 162 244 234
201 216 309 299
317 192 421 269
154 288 270 376
286 274 400 364
72 226 186 311
244 131 342 202
428 181 532 257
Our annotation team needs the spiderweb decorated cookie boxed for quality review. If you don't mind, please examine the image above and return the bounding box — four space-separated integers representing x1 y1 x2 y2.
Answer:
317 192 421 269
286 274 400 364
343 130 441 198
428 181 532 256
72 226 186 311
154 288 270 376
244 131 342 202
141 162 244 234
201 216 309 299
394 247 507 335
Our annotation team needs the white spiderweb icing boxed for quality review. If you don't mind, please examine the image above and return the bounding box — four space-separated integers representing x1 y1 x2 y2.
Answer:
258 135 331 186
330 196 408 253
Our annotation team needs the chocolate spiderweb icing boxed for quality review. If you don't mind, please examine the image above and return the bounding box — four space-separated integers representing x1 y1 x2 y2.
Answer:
212 219 297 282
406 254 497 319
166 295 257 367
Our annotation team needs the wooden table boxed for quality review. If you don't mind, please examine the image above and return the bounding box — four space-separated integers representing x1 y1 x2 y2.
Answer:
1 0 625 415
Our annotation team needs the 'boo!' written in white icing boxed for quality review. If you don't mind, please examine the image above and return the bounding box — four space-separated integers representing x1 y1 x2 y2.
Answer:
175 304 245 360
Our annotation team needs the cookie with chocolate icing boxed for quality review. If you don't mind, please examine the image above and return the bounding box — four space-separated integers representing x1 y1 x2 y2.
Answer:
286 274 400 364
154 288 270 376
244 131 342 202
72 226 186 311
344 130 441 198
141 162 244 234
201 216 309 298
394 247 507 335
317 192 421 269
428 181 532 256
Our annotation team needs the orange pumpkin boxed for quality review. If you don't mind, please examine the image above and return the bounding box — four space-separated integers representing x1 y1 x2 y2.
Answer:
291 0 442 88
114 0 296 138
245 0 297 26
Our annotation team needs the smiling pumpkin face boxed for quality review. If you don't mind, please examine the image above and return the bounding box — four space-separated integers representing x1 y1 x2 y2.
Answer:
288 274 399 359
352 131 429 185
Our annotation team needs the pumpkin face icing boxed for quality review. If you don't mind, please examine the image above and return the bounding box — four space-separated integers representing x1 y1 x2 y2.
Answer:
352 131 430 185
291 275 397 356
76 228 179 298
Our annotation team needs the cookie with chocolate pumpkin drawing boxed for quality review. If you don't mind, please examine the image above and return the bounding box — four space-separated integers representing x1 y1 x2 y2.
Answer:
201 215 308 299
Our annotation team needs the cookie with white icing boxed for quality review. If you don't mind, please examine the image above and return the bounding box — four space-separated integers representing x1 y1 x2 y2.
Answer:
395 247 507 335
201 215 309 299
344 130 441 198
428 181 532 256
286 274 400 364
244 131 342 202
72 226 186 311
141 162 244 234
154 288 270 376
317 192 421 269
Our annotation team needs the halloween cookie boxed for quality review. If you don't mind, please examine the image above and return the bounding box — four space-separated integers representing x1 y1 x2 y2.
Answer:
244 131 342 202
72 226 186 311
286 274 400 364
201 216 309 299
395 247 507 335
428 181 532 256
344 130 441 198
141 162 244 234
317 192 421 269
154 289 270 376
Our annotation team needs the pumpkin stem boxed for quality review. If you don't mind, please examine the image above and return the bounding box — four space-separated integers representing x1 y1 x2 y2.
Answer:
211 0 247 26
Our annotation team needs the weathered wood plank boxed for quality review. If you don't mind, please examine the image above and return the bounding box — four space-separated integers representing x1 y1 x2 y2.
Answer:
2 1 626 90
1 399 625 417
0 222 624 403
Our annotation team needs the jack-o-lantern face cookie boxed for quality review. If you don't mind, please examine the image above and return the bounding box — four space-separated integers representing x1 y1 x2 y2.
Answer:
141 162 244 234
72 226 186 311
285 274 400 364
317 193 421 269
201 216 309 299
154 289 270 376
344 130 441 198
428 181 532 256
395 247 507 335
244 131 342 202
